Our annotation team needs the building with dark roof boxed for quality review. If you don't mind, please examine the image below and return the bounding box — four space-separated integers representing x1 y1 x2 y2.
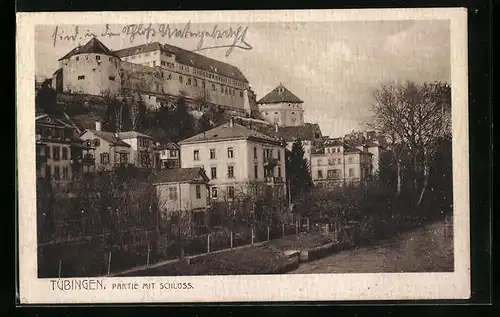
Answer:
177 119 287 202
257 84 305 127
52 38 258 115
153 167 210 218
310 137 374 189
35 113 83 181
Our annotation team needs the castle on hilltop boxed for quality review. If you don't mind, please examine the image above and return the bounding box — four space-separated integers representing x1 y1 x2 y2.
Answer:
50 37 259 116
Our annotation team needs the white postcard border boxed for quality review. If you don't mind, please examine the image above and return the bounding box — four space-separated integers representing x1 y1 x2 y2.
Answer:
17 8 470 304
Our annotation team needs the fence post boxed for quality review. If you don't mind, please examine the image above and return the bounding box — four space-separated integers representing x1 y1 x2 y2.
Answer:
207 234 210 253
251 228 254 245
107 251 112 276
282 223 285 237
230 231 233 249
146 242 150 267
58 259 62 278
267 226 270 241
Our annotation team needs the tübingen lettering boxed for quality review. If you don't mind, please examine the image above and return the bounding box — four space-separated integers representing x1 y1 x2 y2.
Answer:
51 279 104 291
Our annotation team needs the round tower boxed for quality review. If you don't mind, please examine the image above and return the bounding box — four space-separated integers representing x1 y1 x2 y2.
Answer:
58 37 121 96
257 84 304 127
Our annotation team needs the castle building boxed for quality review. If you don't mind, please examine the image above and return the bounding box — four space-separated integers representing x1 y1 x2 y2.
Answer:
52 38 259 116
257 84 305 127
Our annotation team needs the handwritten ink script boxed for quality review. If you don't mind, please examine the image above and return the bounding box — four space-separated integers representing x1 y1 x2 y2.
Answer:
51 22 252 57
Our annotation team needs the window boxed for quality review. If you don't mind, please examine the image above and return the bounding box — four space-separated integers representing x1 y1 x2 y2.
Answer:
211 187 218 198
278 166 282 178
196 185 201 199
318 170 323 178
45 165 51 179
193 78 197 86
52 146 60 161
96 55 100 61
221 85 224 93
54 166 60 180
193 150 200 161
254 164 258 179
212 83 216 91
46 145 51 159
78 75 85 80
169 150 177 158
187 77 191 85
318 159 323 166
253 147 257 159
348 156 353 164
62 147 68 160
349 168 355 177
240 91 243 97
202 81 206 88
228 186 235 199
327 169 341 179
227 147 234 158
62 167 69 180
109 76 115 81
209 148 216 159
168 186 178 200
227 165 234 179
179 75 183 83
75 56 79 61
167 73 172 80
337 158 341 164
210 167 217 179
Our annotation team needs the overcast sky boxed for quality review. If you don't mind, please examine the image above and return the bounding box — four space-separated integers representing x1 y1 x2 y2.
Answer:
35 20 450 137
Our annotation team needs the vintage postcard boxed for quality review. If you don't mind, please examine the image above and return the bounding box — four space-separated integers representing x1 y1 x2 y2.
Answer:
17 9 470 304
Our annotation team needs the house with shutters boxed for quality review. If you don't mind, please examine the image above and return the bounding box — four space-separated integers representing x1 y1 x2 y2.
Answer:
35 112 82 181
310 138 373 189
153 167 210 227
177 119 287 202
79 122 132 172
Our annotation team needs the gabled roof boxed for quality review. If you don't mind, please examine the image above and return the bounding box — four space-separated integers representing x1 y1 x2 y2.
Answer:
117 131 154 140
257 84 303 104
178 122 281 145
153 167 209 184
85 129 131 147
251 123 323 143
113 42 249 83
59 37 120 61
324 138 344 147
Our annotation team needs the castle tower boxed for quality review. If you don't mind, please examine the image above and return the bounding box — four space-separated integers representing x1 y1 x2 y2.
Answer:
257 84 304 127
55 37 122 96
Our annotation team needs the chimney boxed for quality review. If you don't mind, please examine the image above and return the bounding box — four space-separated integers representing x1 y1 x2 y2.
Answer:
95 121 101 131
229 117 234 128
274 122 279 133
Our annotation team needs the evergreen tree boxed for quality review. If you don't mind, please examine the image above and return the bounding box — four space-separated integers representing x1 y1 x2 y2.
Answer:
171 97 196 142
198 112 213 133
35 81 60 114
286 139 313 202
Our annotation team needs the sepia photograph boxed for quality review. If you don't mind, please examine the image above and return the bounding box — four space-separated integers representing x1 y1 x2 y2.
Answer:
17 9 470 303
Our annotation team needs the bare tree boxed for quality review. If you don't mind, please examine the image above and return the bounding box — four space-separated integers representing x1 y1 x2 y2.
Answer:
371 81 451 207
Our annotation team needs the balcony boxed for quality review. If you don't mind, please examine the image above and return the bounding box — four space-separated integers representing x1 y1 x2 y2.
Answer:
81 154 95 165
264 176 284 184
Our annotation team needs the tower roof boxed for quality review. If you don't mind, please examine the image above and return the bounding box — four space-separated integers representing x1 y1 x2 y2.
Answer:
178 122 281 145
257 84 304 104
58 37 120 61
